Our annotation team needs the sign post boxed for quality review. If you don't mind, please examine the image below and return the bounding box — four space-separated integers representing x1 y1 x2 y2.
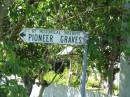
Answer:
19 28 88 97
80 33 88 97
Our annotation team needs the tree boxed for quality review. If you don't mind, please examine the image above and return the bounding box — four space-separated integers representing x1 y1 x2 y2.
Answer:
0 0 123 96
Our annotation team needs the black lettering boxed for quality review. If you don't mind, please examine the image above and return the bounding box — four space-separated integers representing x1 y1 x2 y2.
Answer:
71 36 78 44
64 36 68 43
50 35 53 42
68 36 72 43
32 29 36 33
46 35 49 42
60 36 64 43
28 34 32 41
79 37 82 44
53 31 60 34
28 34 54 43
38 34 42 41
42 35 45 42
75 36 78 44
71 37 75 43
33 34 36 41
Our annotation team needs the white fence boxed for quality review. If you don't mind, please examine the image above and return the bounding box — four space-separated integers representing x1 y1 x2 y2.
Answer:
42 84 110 97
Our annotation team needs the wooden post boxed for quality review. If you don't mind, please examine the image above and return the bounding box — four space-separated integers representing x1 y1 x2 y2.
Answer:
80 33 88 97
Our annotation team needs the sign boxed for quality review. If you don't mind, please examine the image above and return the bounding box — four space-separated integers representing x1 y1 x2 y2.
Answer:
19 28 87 45
19 28 88 97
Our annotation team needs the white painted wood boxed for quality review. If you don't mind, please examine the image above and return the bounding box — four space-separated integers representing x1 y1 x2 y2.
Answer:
30 84 42 97
42 84 111 97
119 52 130 97
19 28 87 45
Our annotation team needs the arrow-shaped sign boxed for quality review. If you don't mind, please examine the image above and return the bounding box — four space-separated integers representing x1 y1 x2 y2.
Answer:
19 28 88 45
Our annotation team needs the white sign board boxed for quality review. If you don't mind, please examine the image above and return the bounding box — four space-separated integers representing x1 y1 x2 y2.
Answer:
19 28 87 45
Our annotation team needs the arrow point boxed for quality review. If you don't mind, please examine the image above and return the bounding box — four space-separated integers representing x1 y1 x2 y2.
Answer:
20 32 26 37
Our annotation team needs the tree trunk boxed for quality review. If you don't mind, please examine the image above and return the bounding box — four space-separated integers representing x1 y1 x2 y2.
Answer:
23 75 35 96
0 0 13 38
108 64 114 95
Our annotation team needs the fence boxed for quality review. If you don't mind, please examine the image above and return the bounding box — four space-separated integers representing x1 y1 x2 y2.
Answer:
42 84 111 97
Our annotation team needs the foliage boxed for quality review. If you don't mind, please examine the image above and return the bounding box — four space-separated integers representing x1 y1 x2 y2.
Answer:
0 79 28 97
0 0 124 96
